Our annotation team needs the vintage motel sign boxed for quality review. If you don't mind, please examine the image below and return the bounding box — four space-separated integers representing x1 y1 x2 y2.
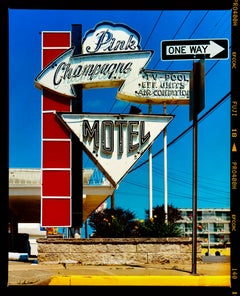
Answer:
35 22 179 227
57 113 174 187
35 21 191 106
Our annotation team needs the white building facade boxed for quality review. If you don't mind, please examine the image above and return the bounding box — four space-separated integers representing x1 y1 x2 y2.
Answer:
177 208 230 248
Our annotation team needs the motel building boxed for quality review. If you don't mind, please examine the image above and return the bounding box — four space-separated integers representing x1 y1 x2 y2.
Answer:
9 168 230 257
9 167 114 256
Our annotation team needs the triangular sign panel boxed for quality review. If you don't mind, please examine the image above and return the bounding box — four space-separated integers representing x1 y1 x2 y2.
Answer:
58 113 174 187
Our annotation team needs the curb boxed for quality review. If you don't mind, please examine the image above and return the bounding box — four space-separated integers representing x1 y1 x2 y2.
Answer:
49 275 230 286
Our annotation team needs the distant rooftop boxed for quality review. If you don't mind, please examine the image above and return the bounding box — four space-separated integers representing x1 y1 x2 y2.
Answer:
9 168 40 185
9 168 107 186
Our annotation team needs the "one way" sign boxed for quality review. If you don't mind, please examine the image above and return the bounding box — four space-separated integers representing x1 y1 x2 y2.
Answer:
161 39 228 60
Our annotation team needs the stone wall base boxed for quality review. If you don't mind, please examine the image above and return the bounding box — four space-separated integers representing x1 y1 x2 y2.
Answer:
37 237 202 265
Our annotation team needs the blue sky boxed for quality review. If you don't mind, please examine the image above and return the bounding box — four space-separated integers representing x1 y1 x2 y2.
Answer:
9 9 231 220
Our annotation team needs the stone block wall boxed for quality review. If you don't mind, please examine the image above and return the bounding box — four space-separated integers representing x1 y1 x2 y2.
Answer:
37 237 202 265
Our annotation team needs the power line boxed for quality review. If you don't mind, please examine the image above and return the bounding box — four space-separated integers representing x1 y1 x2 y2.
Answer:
153 10 192 70
129 91 231 173
142 11 164 49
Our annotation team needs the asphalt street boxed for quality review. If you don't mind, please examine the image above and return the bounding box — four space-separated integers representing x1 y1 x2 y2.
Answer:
7 257 230 286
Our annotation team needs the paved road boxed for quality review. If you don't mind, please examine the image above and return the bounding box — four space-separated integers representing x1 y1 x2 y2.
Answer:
7 257 231 287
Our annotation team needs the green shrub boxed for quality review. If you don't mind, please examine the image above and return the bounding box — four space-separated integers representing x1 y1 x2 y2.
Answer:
88 207 137 238
135 204 183 237
135 219 182 237
88 204 183 238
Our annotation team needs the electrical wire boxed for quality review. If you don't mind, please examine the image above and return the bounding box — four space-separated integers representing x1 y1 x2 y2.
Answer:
129 91 231 172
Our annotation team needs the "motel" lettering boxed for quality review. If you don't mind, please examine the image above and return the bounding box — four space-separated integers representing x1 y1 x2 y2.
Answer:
83 120 150 154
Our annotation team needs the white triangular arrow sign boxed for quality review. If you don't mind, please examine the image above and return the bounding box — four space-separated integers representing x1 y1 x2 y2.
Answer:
58 113 174 187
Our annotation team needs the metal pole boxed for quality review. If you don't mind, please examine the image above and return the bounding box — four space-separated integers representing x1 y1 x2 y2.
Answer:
163 104 168 224
148 104 153 219
111 192 115 209
71 24 83 234
192 113 198 274
190 59 205 275
85 220 88 238
208 222 210 256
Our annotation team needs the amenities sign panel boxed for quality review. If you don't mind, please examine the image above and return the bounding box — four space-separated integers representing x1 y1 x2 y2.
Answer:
117 69 191 105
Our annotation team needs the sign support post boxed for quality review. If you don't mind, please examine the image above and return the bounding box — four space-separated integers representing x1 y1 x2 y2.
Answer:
190 59 205 275
71 24 83 234
148 104 153 219
163 104 168 224
192 109 198 274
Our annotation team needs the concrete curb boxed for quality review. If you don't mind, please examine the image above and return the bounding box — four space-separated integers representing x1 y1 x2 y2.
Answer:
49 275 230 286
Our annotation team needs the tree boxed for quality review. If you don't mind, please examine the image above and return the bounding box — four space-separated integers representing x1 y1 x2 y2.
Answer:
145 204 182 224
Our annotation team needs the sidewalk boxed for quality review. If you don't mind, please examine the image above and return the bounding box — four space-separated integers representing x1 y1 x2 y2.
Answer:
7 257 231 287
